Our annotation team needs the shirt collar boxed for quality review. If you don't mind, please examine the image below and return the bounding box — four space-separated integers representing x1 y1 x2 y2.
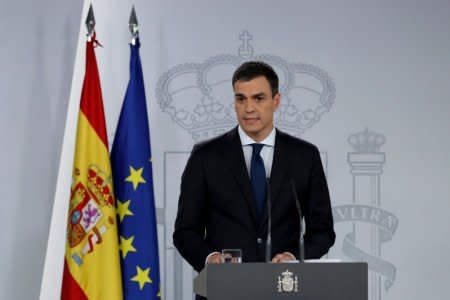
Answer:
238 125 276 147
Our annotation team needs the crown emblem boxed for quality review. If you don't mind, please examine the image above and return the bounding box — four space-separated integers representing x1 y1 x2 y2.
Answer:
156 31 335 141
86 165 114 207
277 269 299 293
348 128 386 153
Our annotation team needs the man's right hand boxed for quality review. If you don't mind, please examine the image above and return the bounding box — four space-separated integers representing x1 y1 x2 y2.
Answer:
206 252 223 264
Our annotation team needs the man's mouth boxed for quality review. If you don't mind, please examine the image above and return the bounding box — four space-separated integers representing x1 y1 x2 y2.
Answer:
243 117 259 125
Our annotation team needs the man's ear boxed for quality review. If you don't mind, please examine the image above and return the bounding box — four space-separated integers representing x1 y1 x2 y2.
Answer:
273 92 281 110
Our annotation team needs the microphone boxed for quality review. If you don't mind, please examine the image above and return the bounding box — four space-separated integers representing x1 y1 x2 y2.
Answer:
290 179 304 263
265 177 272 263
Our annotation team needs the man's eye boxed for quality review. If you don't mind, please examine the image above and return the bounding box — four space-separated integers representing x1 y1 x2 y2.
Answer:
235 97 244 102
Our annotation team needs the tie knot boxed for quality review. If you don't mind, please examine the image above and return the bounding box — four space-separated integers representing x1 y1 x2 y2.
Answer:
251 143 264 155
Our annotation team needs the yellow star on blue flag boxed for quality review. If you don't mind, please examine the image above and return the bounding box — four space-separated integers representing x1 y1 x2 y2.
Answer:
125 166 146 190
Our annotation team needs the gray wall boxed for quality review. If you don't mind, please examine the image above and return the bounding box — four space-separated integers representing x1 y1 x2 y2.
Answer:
2 1 450 299
0 1 82 299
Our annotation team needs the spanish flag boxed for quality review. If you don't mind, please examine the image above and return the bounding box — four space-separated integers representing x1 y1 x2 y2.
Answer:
60 36 123 300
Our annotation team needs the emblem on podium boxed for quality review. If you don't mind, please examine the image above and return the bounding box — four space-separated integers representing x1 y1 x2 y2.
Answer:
277 269 299 293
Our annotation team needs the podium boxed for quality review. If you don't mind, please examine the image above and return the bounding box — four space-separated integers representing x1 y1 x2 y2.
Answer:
194 262 367 299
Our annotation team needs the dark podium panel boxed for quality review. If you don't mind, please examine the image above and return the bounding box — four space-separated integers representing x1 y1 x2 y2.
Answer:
194 262 367 300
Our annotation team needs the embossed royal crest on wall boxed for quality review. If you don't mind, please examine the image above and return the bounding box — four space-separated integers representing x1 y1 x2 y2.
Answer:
333 128 399 300
156 32 398 300
156 31 336 141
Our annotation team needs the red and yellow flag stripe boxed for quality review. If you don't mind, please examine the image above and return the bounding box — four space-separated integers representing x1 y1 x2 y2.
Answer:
61 38 122 300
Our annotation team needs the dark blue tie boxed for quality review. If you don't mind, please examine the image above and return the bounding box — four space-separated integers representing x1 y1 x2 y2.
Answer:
250 143 266 219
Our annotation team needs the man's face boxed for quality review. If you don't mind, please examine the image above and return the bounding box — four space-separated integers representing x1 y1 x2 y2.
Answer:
234 76 280 142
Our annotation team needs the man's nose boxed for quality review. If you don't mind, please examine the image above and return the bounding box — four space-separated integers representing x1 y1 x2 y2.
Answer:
245 100 255 112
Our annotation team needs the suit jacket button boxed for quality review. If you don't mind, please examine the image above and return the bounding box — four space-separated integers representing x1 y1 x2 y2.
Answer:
257 238 263 244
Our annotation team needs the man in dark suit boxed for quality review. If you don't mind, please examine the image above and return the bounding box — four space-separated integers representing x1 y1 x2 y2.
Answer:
173 61 335 275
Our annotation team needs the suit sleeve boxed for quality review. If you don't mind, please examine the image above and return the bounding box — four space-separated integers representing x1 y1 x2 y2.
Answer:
173 146 214 272
303 146 336 259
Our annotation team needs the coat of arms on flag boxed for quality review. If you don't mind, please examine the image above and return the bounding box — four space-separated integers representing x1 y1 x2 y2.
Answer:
67 165 115 257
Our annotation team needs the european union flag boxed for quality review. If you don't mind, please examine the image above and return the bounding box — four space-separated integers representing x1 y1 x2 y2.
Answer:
111 38 161 299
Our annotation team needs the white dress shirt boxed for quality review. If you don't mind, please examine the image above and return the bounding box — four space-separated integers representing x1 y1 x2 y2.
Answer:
238 125 276 178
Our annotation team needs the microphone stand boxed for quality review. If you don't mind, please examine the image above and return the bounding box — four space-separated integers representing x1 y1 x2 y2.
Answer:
290 179 304 263
265 177 272 263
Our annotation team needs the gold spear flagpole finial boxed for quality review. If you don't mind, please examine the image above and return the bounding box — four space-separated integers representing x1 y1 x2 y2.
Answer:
129 5 139 45
85 3 96 40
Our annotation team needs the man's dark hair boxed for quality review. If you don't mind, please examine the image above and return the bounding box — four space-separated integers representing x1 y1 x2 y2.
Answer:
232 61 279 96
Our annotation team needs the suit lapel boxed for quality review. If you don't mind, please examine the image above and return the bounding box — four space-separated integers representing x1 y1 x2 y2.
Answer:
259 129 291 230
222 127 259 225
